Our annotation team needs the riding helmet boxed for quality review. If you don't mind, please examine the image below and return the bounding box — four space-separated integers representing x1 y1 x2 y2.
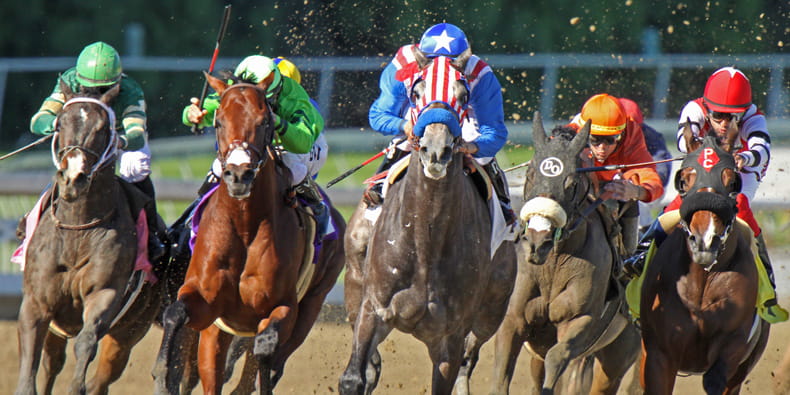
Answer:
577 93 627 136
703 66 752 113
234 55 282 98
418 23 469 58
274 57 301 85
75 41 122 87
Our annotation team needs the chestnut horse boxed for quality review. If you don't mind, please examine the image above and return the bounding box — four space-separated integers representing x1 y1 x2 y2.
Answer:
638 129 769 393
340 53 516 394
15 81 162 394
490 114 640 394
152 73 345 394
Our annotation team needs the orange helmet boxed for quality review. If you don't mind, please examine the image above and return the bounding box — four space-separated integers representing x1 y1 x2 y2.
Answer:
577 94 627 136
703 67 751 113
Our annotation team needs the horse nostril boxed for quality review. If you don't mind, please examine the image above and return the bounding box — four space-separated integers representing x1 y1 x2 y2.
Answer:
241 170 256 183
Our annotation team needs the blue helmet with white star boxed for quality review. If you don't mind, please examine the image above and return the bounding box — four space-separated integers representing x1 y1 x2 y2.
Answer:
418 23 469 58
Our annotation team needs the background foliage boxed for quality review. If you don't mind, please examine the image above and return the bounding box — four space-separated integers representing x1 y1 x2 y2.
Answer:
0 0 788 147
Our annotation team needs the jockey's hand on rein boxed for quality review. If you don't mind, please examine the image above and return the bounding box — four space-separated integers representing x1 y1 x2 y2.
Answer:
735 153 747 171
602 179 643 202
187 97 208 124
458 141 479 155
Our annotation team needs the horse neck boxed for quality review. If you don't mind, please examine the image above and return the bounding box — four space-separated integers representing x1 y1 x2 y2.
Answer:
54 168 119 224
400 153 465 220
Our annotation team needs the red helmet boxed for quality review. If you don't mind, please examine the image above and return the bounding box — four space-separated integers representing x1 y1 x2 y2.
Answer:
703 67 752 113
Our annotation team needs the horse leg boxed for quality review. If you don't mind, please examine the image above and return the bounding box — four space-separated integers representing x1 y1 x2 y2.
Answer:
15 296 51 395
40 331 68 395
179 328 200 395
454 332 483 395
197 324 233 395
427 333 466 395
87 324 150 395
641 340 676 395
339 298 392 395
254 305 298 394
542 315 600 393
489 317 529 394
230 347 259 395
69 288 120 395
723 323 770 395
153 299 191 395
589 324 640 394
224 336 252 382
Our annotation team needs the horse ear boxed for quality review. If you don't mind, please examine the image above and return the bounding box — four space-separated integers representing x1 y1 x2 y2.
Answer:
681 119 700 152
721 120 740 153
99 83 121 105
59 75 74 100
451 49 472 71
532 111 547 150
205 71 227 95
412 46 431 69
570 120 591 154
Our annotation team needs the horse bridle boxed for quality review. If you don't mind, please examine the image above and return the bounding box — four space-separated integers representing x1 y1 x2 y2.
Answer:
51 97 119 182
214 83 276 177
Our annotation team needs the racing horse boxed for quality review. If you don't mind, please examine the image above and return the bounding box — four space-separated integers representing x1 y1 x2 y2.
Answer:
489 114 640 394
638 129 769 394
340 53 516 394
15 81 162 394
152 72 345 394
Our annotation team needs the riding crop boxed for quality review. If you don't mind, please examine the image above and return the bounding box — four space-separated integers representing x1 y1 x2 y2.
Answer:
191 4 232 135
326 148 390 188
0 134 53 162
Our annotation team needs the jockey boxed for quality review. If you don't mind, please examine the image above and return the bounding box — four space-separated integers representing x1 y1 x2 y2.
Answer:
567 94 664 260
626 66 787 323
25 41 164 263
617 98 672 232
183 55 330 236
366 22 515 225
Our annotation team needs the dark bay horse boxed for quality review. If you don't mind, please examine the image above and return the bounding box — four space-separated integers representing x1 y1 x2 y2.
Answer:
15 81 162 394
490 113 639 394
152 72 345 394
340 54 516 395
638 129 769 394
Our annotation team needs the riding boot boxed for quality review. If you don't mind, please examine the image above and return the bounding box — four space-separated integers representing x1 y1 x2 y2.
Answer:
197 171 219 197
133 177 166 265
295 177 330 238
482 160 516 226
755 233 788 323
623 216 668 278
363 144 408 207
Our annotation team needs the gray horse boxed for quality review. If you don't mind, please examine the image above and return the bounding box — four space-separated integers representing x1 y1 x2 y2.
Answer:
15 81 162 395
340 55 516 395
489 113 639 394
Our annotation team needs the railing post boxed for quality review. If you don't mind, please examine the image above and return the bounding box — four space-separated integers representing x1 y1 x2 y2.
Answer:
0 65 7 132
318 67 335 125
540 63 558 120
767 66 785 118
653 61 671 119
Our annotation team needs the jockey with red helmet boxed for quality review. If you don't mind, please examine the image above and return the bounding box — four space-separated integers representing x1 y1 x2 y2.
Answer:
367 23 514 224
625 67 786 323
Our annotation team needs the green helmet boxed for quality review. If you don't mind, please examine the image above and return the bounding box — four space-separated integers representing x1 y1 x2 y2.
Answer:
234 55 282 98
75 42 122 87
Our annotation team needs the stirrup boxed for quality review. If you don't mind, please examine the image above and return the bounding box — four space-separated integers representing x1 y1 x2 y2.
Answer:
623 245 648 279
363 183 383 207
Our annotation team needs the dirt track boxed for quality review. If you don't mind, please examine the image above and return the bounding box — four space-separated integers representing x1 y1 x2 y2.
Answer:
1 304 789 394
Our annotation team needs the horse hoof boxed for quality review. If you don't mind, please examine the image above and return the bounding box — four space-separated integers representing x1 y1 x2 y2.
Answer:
339 371 364 395
254 326 279 359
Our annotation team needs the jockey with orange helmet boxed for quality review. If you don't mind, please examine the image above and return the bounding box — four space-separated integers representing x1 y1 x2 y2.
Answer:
367 23 514 224
625 67 787 323
567 93 664 257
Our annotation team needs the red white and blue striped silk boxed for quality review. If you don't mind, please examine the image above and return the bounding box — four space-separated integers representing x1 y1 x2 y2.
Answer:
406 56 468 126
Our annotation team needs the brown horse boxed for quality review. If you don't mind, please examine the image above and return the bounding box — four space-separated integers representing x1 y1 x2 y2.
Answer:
490 114 640 394
638 128 769 394
152 72 345 394
340 53 517 395
15 81 163 395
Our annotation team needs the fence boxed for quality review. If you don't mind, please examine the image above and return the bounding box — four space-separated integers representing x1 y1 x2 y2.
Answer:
1 53 788 129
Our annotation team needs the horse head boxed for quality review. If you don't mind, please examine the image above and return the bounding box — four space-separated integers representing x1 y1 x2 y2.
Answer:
675 125 741 267
205 72 276 199
519 112 591 264
407 56 469 179
53 78 120 201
